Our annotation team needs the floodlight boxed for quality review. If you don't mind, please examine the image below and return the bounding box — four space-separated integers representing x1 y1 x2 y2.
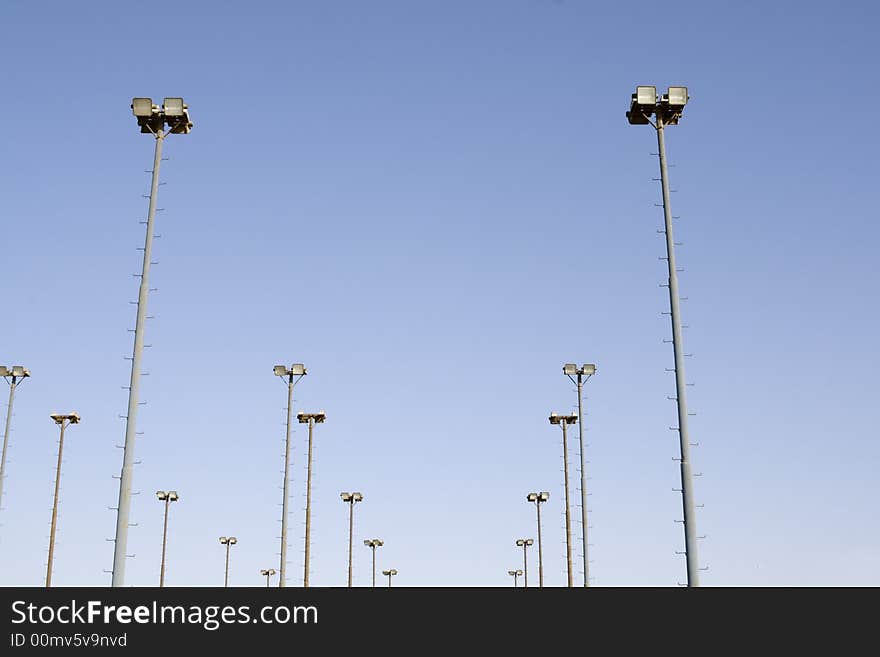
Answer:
274 365 288 376
563 364 577 376
527 493 537 502
508 570 517 576
539 492 550 501
353 492 363 502
219 536 227 543
163 97 185 117
168 491 179 501
582 363 596 375
229 537 237 545
131 97 155 117
11 366 28 378
341 492 351 501
156 491 167 500
290 363 306 376
0 367 7 377
666 86 688 108
636 86 657 107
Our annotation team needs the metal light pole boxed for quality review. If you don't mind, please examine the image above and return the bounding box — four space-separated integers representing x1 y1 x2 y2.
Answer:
156 490 179 587
364 539 384 588
273 364 306 588
46 412 80 587
382 569 397 587
515 538 533 588
113 98 192 588
340 492 363 586
563 363 596 587
261 568 277 588
298 410 325 587
0 365 29 516
508 569 523 587
549 412 577 587
627 85 700 586
526 492 549 588
219 536 237 587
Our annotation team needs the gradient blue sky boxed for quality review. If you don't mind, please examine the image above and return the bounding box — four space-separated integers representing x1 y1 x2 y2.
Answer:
1 0 877 587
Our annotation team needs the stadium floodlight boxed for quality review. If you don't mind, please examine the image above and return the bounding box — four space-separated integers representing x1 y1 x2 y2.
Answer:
364 539 385 587
298 410 326 587
526 491 550 587
273 362 307 587
45 412 80 587
515 538 534 588
341 491 364 586
1 365 31 517
219 536 238 587
626 83 701 586
155 490 180 586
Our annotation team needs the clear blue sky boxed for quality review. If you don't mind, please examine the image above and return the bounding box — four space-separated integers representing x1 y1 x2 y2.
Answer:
1 0 877 586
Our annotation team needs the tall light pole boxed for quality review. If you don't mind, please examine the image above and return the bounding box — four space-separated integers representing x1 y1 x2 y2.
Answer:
340 492 363 587
156 490 179 587
549 412 577 587
219 536 237 587
273 363 306 588
382 569 397 587
508 569 523 587
261 568 277 588
364 539 384 588
46 412 80 587
515 538 533 588
113 97 193 588
0 365 29 516
526 492 549 588
627 85 701 586
563 363 596 587
297 410 325 587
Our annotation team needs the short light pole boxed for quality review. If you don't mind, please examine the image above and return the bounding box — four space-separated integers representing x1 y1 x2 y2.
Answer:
364 539 384 588
340 492 363 587
219 536 237 587
627 85 701 586
261 568 277 588
563 363 596 587
46 412 80 587
113 98 193 588
382 569 397 587
508 569 523 587
273 363 306 588
297 410 325 588
515 538 534 588
156 490 179 587
0 365 29 517
526 492 549 588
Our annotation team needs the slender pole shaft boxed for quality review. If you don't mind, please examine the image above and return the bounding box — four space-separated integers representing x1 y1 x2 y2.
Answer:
656 119 700 586
371 546 376 588
46 421 67 587
561 422 573 587
576 376 590 587
280 375 293 587
113 131 164 587
522 543 529 588
303 418 314 587
387 573 392 588
224 543 230 587
0 377 18 515
159 497 170 587
266 573 270 588
513 573 518 587
347 501 354 587
536 502 544 588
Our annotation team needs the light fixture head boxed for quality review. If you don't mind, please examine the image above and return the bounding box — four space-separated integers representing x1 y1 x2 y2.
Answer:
341 492 352 501
229 537 237 545
131 97 156 118
290 363 306 376
539 492 550 501
11 365 29 378
527 493 537 502
665 86 689 108
0 367 7 377
352 492 363 502
162 97 185 117
508 570 517 576
273 365 289 377
156 490 167 500
581 363 596 376
168 491 179 502
219 536 227 544
50 412 80 425
563 363 577 376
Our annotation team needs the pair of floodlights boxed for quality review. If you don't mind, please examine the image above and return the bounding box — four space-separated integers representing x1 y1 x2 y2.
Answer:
627 85 689 125
131 97 193 134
